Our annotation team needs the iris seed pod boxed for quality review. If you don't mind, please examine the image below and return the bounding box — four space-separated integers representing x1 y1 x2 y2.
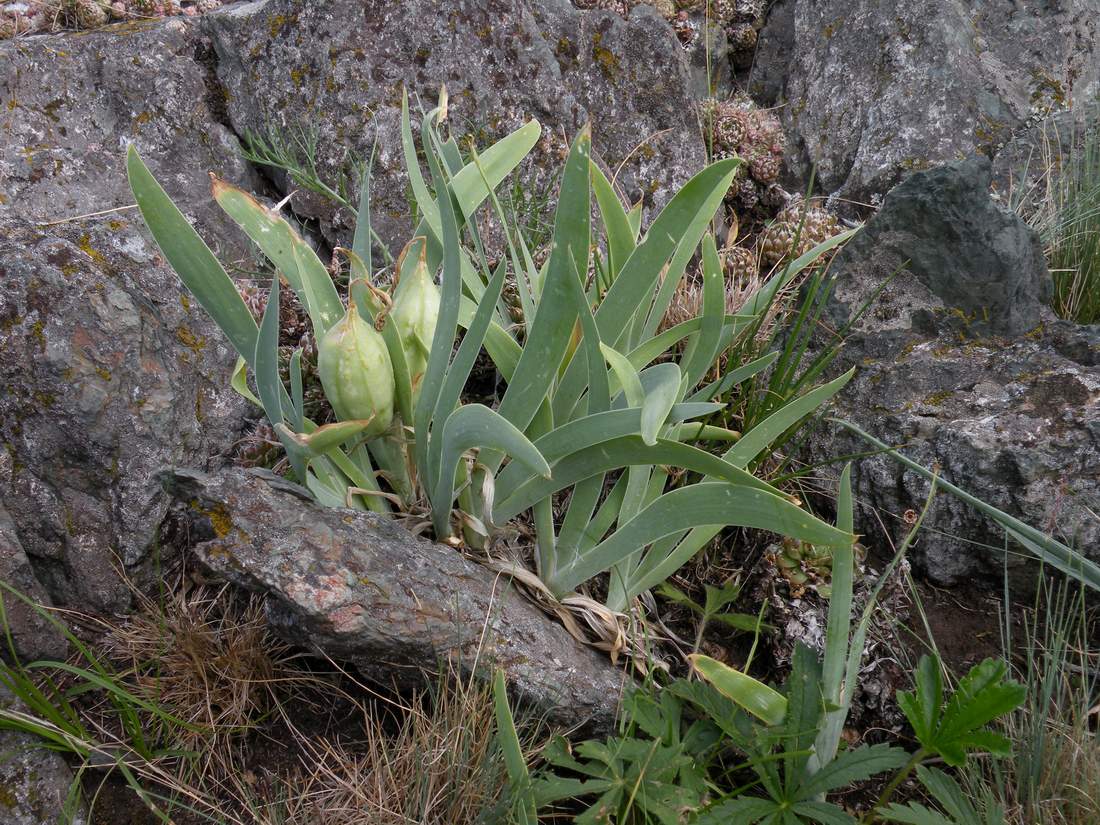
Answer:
390 253 440 399
317 299 395 438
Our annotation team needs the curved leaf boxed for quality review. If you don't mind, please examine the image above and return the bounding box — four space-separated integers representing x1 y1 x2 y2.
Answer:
126 147 258 364
689 654 788 727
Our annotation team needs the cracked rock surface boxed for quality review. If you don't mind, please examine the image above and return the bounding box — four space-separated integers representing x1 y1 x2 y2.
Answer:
163 467 630 734
808 157 1099 587
752 0 1100 207
0 217 248 612
204 0 707 249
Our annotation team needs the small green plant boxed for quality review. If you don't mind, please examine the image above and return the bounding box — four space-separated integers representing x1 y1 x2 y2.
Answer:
530 469 1025 824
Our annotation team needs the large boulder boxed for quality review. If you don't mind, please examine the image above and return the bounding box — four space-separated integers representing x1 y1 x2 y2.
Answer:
810 158 1098 588
205 0 707 249
752 0 1100 206
826 155 1051 340
0 17 260 259
0 218 248 613
0 688 87 825
163 467 630 734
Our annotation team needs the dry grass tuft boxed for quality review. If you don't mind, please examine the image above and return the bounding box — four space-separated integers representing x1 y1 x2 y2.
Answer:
219 670 534 825
101 585 299 747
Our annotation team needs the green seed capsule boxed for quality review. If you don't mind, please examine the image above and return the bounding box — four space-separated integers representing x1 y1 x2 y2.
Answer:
391 253 440 398
317 299 395 438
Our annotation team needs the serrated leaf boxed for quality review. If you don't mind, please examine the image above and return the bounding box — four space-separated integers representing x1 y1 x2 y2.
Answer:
798 744 910 800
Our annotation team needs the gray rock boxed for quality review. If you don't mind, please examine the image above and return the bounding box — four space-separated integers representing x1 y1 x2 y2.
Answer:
205 0 706 251
163 467 631 734
0 18 261 262
812 323 1100 589
827 155 1051 340
752 0 1100 205
0 218 248 613
807 160 1098 588
0 505 67 664
0 687 87 825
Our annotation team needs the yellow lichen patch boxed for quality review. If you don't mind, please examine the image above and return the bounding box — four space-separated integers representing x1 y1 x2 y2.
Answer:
175 325 206 354
192 500 234 539
77 233 107 265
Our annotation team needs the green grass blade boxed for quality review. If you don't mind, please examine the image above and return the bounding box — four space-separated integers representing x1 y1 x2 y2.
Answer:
832 419 1100 591
688 352 778 403
493 669 537 824
724 368 855 469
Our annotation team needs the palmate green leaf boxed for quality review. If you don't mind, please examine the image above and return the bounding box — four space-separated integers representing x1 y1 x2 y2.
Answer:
895 657 940 759
797 743 909 800
554 482 851 596
696 796 780 824
935 659 1025 754
899 656 1024 768
494 127 591 439
791 801 858 825
882 765 1005 825
126 146 259 364
431 404 550 536
689 654 787 726
211 176 344 337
